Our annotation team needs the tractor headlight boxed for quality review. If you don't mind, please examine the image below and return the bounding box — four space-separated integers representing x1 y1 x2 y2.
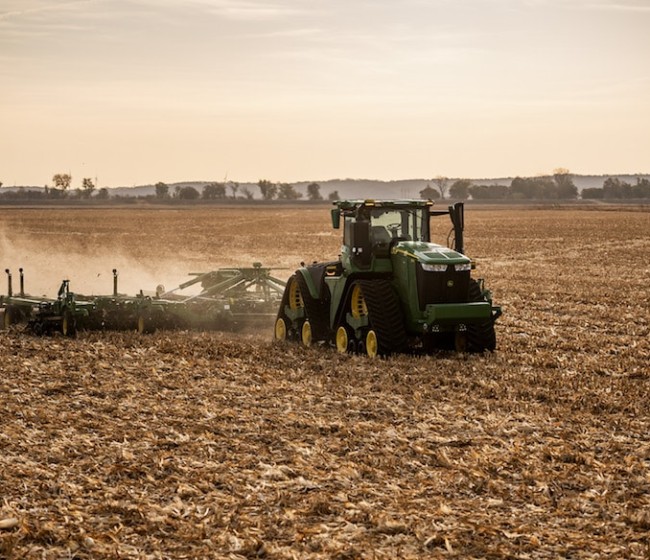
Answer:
422 263 448 272
454 263 472 272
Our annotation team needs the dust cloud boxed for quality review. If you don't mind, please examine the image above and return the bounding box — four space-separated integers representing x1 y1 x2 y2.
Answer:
0 226 195 299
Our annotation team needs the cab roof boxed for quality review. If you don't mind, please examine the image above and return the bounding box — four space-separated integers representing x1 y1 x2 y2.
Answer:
333 199 435 211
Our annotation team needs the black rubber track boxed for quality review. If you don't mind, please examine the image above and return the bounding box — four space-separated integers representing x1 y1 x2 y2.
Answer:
295 273 330 342
466 279 496 352
358 279 408 355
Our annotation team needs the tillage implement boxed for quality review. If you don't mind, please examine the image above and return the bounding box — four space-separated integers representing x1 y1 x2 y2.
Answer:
274 199 502 356
1 264 285 335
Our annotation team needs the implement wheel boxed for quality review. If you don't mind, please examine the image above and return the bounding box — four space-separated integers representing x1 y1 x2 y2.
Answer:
2 309 10 329
301 320 312 346
137 312 157 334
365 329 379 358
61 310 76 337
335 325 350 354
274 317 287 341
3 306 22 329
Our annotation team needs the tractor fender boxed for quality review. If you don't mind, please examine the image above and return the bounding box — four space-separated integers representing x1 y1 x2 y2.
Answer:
295 267 321 300
297 261 342 301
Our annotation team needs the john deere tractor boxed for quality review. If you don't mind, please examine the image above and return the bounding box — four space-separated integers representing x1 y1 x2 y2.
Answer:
274 199 501 356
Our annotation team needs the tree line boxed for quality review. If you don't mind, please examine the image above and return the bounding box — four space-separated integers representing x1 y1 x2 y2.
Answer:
0 175 339 202
581 177 650 200
1 172 649 202
153 180 339 202
0 174 110 201
419 172 650 201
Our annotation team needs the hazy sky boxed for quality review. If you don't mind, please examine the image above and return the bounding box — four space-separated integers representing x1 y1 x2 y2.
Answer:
1 0 649 188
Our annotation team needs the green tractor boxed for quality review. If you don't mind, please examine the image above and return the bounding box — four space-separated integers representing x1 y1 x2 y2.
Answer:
274 199 501 356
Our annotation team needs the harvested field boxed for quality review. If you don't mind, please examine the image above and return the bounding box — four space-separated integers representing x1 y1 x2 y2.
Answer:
1 205 649 559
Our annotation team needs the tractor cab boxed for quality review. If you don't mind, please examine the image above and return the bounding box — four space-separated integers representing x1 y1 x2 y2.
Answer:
331 199 459 270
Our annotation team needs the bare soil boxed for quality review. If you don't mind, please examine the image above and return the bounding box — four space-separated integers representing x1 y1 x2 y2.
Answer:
1 206 649 559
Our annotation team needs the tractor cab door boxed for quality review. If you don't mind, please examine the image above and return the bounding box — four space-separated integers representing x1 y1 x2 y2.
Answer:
344 217 372 268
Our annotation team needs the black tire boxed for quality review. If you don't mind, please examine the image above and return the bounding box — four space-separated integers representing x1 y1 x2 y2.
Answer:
357 279 408 356
466 279 496 352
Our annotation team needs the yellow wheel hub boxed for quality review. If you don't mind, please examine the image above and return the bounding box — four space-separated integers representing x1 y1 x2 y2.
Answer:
301 320 312 346
288 278 304 310
336 326 349 353
274 317 287 341
365 330 378 358
350 284 368 319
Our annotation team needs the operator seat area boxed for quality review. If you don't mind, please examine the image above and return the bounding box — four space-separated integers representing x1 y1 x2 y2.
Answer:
370 225 392 257
371 225 392 244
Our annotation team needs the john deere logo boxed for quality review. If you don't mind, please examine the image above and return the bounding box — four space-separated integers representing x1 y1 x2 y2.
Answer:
447 280 454 288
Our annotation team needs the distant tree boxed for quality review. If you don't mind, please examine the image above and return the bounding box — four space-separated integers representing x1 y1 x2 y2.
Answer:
277 183 302 200
633 178 650 198
581 187 604 200
178 186 200 200
602 177 632 199
240 186 255 200
434 176 449 199
81 177 95 198
258 179 278 200
307 182 322 201
0 181 3 188
52 173 72 191
510 176 557 199
155 182 169 199
602 176 650 198
228 181 239 199
419 185 440 200
174 185 181 198
510 177 530 199
202 182 226 199
553 168 578 199
469 184 509 200
47 187 66 199
328 190 340 201
449 179 472 200
96 187 110 200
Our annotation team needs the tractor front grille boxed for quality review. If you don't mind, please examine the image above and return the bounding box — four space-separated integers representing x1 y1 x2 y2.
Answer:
416 264 470 309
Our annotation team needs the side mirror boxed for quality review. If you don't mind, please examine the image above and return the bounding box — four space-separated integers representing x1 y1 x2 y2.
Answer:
331 208 341 229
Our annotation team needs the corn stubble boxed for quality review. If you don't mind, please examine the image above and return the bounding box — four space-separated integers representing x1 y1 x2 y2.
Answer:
1 206 649 559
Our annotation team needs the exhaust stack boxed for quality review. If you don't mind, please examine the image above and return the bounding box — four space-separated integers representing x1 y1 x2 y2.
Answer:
5 269 12 297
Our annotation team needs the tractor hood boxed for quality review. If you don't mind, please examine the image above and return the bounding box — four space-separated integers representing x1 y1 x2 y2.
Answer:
391 241 470 265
